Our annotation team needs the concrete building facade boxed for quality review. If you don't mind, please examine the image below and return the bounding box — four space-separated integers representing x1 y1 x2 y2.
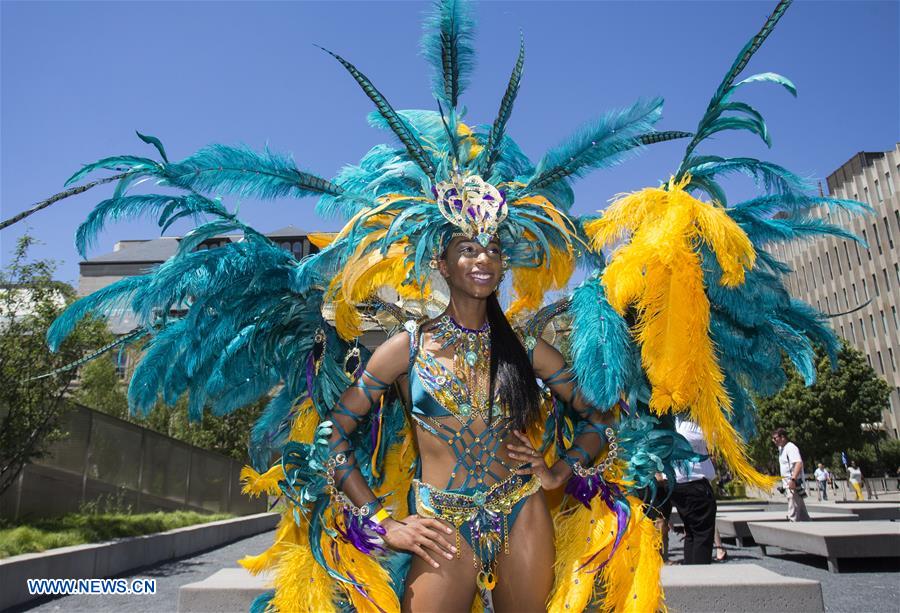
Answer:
772 144 900 438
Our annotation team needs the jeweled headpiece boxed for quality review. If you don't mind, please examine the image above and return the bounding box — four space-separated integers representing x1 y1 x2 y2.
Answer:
435 173 508 247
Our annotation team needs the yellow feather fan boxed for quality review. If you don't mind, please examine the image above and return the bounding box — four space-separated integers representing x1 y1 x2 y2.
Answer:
584 175 773 489
547 493 663 613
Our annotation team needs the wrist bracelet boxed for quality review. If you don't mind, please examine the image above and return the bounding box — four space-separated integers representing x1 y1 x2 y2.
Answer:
572 427 618 477
370 507 392 525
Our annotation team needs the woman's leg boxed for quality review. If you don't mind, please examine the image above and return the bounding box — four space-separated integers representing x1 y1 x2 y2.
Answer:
492 490 555 613
402 529 479 613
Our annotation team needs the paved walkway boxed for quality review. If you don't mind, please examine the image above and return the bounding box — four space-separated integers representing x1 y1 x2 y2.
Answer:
15 526 900 613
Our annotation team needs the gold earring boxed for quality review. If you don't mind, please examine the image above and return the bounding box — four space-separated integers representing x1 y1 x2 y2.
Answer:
429 259 439 270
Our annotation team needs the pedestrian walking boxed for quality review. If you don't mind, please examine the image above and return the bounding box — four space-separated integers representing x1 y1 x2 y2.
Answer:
848 461 864 500
814 463 830 501
772 428 810 521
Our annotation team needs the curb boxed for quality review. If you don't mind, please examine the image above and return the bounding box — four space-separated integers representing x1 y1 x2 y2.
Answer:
0 512 279 611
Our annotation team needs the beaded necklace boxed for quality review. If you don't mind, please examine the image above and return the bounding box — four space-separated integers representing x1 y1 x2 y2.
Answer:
423 315 494 420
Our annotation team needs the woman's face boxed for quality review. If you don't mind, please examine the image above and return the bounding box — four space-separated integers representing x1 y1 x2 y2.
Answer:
438 236 503 300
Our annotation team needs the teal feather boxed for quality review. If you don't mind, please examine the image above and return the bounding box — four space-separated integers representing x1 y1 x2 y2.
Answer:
569 275 636 410
75 193 231 257
523 97 663 193
65 156 160 186
420 0 476 107
713 0 793 102
164 144 348 200
318 46 436 181
135 131 170 163
479 31 525 177
46 276 149 351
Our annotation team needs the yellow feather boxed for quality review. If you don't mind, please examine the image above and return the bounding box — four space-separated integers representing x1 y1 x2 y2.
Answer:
308 232 337 249
508 244 575 317
592 178 772 488
239 512 303 575
240 464 284 498
271 539 337 613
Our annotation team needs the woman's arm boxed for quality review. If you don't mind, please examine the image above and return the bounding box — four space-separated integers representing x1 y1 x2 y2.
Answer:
507 338 615 490
322 331 456 567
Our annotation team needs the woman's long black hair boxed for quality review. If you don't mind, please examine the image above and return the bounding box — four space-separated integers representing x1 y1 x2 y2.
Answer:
486 292 542 431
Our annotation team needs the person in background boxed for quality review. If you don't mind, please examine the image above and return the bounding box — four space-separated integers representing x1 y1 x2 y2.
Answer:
814 462 830 501
772 428 810 521
848 461 864 500
671 418 718 564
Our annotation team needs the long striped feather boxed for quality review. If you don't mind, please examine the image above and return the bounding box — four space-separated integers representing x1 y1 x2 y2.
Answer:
420 0 476 107
318 46 436 181
480 32 525 177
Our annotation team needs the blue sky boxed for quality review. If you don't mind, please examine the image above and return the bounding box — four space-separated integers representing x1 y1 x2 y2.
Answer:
2 0 898 285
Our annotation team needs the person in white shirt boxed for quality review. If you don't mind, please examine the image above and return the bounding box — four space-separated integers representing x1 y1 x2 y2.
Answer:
847 461 864 500
813 463 830 501
772 428 810 521
671 419 718 564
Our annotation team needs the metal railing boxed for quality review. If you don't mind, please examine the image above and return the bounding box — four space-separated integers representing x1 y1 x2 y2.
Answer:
0 403 266 519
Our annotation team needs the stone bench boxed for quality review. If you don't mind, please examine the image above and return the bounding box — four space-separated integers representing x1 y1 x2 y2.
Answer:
748 520 900 573
671 505 768 529
179 564 824 613
717 511 857 547
662 563 823 612
804 502 900 520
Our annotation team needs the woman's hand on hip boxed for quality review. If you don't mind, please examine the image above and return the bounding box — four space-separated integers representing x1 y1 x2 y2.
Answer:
381 515 457 568
507 430 567 490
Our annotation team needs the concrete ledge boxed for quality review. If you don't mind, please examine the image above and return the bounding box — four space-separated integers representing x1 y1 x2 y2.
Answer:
805 502 900 520
663 563 824 612
748 520 900 572
178 564 824 613
717 511 857 545
179 568 273 613
0 512 279 611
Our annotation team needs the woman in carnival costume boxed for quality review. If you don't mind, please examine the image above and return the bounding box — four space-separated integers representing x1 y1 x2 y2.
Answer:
14 0 869 610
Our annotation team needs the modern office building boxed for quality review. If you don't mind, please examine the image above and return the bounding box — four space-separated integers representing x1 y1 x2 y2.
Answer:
771 144 900 438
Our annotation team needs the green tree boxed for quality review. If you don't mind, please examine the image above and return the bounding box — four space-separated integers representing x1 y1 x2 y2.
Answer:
73 356 129 418
0 235 111 496
748 340 891 474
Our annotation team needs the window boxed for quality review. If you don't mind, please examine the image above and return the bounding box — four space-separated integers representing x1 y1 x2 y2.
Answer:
843 287 849 308
834 292 839 309
849 320 856 342
877 351 885 374
895 262 900 285
884 268 891 292
875 179 883 201
825 295 830 311
887 172 894 196
884 216 894 249
859 317 866 340
896 210 900 233
852 282 859 304
892 306 899 330
890 348 897 373
840 324 845 339
864 186 869 204
834 246 843 275
870 314 877 336
854 242 862 265
825 252 833 280
872 273 880 297
817 256 825 284
881 310 888 334
866 353 872 368
843 243 852 271
862 229 871 260
862 277 869 300
872 223 883 255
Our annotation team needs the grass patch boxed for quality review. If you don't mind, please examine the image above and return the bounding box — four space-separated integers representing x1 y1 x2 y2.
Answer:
0 511 232 558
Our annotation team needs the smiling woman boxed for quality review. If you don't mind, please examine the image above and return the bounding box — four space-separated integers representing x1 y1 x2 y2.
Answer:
3 0 882 610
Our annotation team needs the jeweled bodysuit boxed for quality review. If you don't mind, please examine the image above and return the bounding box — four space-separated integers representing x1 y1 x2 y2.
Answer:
406 317 539 592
